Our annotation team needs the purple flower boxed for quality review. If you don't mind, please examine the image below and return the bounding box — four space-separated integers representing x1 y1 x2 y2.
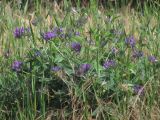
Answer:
13 27 25 38
125 36 136 48
71 42 81 53
148 55 158 63
133 85 144 95
132 50 143 58
103 60 116 69
80 64 91 73
12 61 23 72
77 64 91 76
75 32 80 36
51 66 61 72
42 31 57 41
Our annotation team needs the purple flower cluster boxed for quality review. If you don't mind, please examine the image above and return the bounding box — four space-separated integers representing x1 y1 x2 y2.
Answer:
42 27 65 41
80 64 91 73
42 31 57 41
148 55 158 63
13 27 30 38
77 64 91 76
125 36 136 48
71 42 81 53
103 60 116 69
75 32 80 36
12 61 23 72
133 85 144 95
13 27 25 38
125 36 158 63
51 66 61 72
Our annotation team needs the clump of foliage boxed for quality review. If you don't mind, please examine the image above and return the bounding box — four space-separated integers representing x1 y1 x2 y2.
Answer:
0 0 160 119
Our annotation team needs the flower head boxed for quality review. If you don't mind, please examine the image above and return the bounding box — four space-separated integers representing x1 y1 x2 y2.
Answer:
12 61 23 72
133 85 144 95
103 60 116 69
125 36 136 48
51 66 61 72
42 31 57 41
77 64 91 76
71 42 81 53
148 55 158 63
80 64 91 73
75 32 80 36
13 27 25 38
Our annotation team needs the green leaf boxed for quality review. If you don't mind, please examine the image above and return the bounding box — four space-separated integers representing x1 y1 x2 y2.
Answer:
54 54 64 63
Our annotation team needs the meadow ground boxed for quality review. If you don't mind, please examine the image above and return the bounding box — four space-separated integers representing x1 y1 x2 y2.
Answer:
0 1 160 120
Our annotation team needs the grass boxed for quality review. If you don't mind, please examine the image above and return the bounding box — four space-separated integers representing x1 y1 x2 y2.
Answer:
0 0 160 120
